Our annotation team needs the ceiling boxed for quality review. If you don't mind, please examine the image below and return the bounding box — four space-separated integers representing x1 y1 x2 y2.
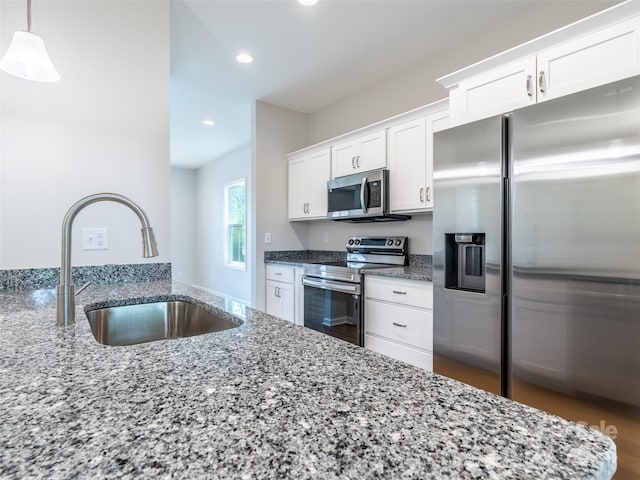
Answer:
169 0 555 169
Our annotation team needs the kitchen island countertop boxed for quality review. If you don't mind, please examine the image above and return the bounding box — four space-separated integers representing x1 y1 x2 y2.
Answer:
0 281 615 479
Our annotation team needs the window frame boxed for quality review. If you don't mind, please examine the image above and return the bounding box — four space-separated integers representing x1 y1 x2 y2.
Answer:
224 178 247 270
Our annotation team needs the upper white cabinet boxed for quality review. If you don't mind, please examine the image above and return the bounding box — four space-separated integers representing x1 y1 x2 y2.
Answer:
442 6 640 126
388 108 449 213
288 147 331 221
388 117 427 213
536 16 640 103
332 129 386 178
449 57 537 126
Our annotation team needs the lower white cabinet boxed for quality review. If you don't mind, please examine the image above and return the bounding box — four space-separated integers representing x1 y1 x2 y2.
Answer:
365 276 433 371
265 265 303 325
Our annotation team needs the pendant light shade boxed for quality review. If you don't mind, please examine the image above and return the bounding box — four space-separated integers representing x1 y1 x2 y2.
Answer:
0 31 60 82
0 0 60 82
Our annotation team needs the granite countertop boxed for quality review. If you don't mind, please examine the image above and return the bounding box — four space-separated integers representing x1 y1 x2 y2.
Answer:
366 266 432 282
264 251 433 281
0 281 616 479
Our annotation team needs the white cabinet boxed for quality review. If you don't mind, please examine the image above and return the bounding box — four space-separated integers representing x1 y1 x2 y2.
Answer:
445 15 640 126
364 276 433 371
288 148 331 220
265 265 295 323
450 57 537 126
536 16 640 103
332 129 386 178
388 109 449 213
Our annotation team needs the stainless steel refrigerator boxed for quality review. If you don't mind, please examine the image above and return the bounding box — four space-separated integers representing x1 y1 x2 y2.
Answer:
433 75 640 479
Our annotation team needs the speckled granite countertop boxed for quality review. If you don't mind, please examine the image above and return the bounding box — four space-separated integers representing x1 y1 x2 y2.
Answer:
366 266 432 282
0 281 615 479
264 251 432 281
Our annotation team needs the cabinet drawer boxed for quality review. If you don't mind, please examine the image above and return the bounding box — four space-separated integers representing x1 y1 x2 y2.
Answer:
365 334 433 371
365 276 433 309
266 264 294 283
365 299 433 351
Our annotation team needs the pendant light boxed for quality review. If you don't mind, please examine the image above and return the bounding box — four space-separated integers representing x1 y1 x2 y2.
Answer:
0 0 60 82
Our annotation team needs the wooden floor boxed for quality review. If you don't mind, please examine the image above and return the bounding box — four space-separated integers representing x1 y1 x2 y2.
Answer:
436 357 640 479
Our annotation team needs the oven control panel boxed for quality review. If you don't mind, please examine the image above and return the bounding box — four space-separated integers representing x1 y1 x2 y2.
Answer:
346 236 407 253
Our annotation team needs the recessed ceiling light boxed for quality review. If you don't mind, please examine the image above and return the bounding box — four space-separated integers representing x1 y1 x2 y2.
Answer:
203 119 216 126
236 52 254 64
298 0 318 5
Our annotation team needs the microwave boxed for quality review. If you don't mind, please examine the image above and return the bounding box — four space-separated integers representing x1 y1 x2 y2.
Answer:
327 168 410 222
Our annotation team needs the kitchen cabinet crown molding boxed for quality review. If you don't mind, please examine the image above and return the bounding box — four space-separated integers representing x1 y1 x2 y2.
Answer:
437 0 640 90
286 98 448 158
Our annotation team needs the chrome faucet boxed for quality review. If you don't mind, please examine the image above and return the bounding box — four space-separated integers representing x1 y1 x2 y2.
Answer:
56 193 159 326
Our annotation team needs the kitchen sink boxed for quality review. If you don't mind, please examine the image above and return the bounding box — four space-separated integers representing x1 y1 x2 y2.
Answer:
85 300 242 346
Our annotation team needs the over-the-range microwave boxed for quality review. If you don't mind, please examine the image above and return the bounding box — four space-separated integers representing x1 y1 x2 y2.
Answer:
326 168 410 222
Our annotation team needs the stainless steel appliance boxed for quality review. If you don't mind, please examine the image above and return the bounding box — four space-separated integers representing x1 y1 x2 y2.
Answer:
433 75 640 478
303 236 408 346
327 168 410 222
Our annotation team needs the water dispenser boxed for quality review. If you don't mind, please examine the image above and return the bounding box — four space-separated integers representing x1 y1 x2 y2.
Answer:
444 233 486 293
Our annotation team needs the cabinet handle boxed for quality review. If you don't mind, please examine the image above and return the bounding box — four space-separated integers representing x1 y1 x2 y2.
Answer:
356 155 360 168
538 70 546 94
275 272 282 276
426 186 431 202
276 287 280 298
306 202 310 214
393 322 407 328
419 187 424 202
392 290 407 295
352 156 356 169
526 74 533 97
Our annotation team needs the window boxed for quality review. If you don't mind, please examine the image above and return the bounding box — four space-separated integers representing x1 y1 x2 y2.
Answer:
224 179 246 269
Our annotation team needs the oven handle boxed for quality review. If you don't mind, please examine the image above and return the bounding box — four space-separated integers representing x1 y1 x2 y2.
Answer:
303 277 361 295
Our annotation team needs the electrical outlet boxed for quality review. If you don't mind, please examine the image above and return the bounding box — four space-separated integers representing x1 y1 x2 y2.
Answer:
82 228 108 250
264 232 272 244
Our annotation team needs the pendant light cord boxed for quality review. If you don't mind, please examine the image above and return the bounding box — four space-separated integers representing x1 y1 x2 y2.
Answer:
27 0 32 32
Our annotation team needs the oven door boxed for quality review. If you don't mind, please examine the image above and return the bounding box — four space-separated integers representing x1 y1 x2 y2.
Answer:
302 276 363 346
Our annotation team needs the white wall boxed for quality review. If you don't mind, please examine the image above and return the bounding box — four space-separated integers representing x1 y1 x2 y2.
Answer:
170 167 197 284
195 145 252 303
0 1 170 269
253 101 309 309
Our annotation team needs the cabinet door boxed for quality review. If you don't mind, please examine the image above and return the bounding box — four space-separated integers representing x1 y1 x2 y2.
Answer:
265 280 283 319
357 129 386 172
332 141 358 178
278 283 295 323
425 109 450 210
266 280 295 323
449 57 537 126
388 117 427 213
306 148 331 219
288 156 308 220
536 16 640 103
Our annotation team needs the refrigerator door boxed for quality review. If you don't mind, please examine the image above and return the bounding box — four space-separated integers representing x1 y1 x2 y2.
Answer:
510 76 640 479
433 116 506 396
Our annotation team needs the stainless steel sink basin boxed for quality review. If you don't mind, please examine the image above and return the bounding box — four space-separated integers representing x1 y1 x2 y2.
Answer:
85 300 242 346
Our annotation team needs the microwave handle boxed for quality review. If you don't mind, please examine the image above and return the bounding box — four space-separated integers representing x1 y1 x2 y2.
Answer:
360 176 368 213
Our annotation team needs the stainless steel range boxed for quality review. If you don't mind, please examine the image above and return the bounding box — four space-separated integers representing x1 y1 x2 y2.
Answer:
302 236 408 346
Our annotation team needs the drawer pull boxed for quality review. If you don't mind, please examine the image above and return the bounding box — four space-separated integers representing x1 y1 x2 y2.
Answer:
275 272 282 276
392 322 407 328
392 290 407 295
